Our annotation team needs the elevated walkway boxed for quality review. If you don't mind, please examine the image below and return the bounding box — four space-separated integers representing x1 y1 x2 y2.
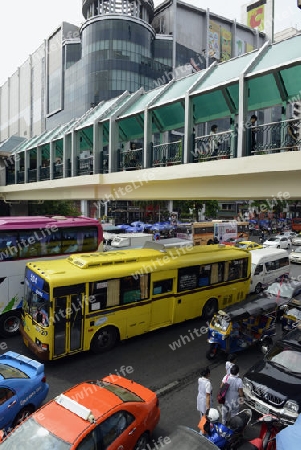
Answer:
1 34 301 201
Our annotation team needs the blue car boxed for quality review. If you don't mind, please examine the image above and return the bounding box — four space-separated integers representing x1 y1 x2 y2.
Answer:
0 351 49 432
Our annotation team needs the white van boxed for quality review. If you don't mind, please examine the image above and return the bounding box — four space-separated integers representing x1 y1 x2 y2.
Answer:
249 248 290 294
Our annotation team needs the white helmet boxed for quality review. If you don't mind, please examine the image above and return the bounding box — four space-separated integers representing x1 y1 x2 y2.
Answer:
207 408 219 422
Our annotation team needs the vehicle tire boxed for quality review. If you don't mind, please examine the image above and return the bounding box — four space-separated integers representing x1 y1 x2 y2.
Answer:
13 405 34 428
206 343 218 360
260 337 273 355
0 310 21 338
254 283 262 294
202 298 218 320
134 432 149 450
90 326 118 354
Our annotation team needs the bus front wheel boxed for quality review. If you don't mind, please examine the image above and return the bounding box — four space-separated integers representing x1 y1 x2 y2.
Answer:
202 298 218 321
90 326 118 354
0 310 21 338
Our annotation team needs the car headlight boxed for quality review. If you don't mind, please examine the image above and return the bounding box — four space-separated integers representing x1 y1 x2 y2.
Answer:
284 400 299 414
243 378 252 394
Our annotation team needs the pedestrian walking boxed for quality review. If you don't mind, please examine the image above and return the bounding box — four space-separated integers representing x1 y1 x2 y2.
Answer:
220 364 244 425
225 354 237 375
197 367 212 418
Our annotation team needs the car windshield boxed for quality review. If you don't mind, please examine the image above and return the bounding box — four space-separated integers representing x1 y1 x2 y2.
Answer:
267 346 301 373
267 238 277 242
0 363 29 379
293 248 301 254
0 417 70 449
94 381 143 402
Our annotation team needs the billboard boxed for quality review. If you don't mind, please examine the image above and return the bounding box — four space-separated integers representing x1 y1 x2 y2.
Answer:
221 28 232 61
208 20 221 60
247 0 267 31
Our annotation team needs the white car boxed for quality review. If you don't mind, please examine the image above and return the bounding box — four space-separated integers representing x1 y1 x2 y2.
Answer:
289 247 301 264
263 236 290 249
276 232 297 241
292 235 301 246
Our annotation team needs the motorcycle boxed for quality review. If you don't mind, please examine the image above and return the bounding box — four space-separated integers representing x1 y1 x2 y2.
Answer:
236 414 283 450
199 408 252 449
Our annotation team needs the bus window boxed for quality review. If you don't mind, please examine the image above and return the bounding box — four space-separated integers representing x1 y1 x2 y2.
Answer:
120 276 141 304
153 279 173 295
19 231 41 258
62 228 79 254
81 227 99 252
178 266 199 292
0 231 18 260
44 231 62 255
211 262 225 284
228 259 246 281
199 265 211 286
89 281 108 311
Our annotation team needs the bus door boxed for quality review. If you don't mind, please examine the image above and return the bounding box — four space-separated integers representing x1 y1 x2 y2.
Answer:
53 290 85 358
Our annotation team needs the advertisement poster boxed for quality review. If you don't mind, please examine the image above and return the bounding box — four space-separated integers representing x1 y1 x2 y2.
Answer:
208 20 220 60
246 43 254 53
236 39 245 57
247 0 266 31
221 28 232 61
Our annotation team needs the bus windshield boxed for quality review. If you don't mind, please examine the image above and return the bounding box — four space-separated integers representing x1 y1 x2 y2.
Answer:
0 215 102 338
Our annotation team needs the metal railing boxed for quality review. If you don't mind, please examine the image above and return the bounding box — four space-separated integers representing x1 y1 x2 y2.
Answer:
119 147 143 171
151 140 183 167
194 130 234 162
4 118 301 186
250 118 301 155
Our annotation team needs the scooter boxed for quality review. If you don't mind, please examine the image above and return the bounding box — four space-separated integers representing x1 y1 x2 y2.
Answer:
236 414 283 450
200 409 252 449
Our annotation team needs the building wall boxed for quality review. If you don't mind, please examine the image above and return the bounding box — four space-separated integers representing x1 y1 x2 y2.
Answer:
0 0 267 142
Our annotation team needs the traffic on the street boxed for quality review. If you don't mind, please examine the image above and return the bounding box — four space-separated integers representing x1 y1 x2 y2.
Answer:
0 227 301 448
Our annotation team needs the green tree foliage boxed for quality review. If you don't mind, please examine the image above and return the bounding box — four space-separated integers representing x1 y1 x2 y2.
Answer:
29 200 81 217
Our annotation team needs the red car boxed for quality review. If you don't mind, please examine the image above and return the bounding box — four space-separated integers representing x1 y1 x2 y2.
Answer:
0 375 160 449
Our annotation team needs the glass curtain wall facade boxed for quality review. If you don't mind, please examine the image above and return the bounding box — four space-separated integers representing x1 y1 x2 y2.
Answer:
0 0 267 141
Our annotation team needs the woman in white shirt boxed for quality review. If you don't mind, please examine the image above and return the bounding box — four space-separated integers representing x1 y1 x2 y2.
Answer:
197 367 212 418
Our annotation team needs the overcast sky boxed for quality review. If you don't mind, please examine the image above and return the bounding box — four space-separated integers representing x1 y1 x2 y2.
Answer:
0 0 300 86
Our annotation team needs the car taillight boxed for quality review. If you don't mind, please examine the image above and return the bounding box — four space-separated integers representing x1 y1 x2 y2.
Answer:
41 376 46 383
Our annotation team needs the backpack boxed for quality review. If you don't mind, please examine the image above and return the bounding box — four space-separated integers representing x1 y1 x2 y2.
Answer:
217 376 230 404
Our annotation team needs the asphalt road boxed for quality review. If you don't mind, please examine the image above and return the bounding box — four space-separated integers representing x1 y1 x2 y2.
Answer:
2 242 301 447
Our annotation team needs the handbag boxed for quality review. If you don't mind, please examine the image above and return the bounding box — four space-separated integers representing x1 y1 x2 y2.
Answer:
217 375 230 404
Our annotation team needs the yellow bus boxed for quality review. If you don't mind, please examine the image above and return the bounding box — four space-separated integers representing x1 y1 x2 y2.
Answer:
193 221 250 245
20 245 251 361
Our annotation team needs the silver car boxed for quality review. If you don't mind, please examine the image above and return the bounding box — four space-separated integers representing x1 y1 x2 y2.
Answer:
292 235 301 246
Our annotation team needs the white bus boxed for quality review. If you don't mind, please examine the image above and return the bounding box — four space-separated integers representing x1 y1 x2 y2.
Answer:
0 215 103 337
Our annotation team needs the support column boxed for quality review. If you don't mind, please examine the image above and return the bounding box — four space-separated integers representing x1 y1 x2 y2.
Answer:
93 120 103 174
144 109 153 168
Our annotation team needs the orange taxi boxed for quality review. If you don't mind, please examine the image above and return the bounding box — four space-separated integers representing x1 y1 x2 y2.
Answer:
0 375 160 449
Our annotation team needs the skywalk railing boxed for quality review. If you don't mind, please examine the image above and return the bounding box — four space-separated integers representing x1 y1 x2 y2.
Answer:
151 139 183 167
251 118 301 155
118 147 143 171
193 130 234 162
3 118 301 186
